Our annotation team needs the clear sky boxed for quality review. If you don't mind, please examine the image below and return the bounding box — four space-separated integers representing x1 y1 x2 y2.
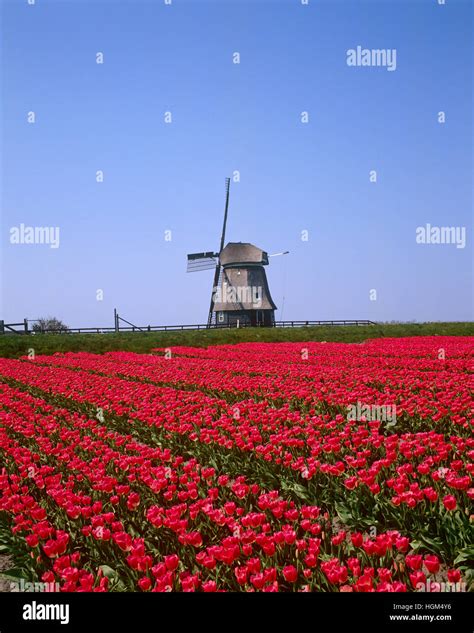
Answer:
1 0 472 328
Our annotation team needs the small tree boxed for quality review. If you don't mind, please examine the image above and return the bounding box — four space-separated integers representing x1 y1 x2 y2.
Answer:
32 316 69 333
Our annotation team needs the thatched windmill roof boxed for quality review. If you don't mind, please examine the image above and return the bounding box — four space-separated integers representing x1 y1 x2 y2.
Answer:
219 242 269 266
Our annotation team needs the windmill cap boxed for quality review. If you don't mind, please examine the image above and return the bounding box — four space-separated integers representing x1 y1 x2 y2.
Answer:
219 242 269 266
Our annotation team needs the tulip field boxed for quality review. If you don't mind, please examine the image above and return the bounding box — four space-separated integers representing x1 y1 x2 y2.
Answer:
0 336 472 592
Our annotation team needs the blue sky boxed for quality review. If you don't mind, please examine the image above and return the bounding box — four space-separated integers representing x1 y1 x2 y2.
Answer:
1 0 472 327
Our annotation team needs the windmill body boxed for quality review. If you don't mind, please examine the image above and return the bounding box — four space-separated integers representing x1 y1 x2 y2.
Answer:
187 179 281 328
213 242 277 326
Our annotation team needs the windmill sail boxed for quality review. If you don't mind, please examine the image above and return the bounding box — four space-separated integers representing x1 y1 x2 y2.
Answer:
186 252 218 272
207 178 231 326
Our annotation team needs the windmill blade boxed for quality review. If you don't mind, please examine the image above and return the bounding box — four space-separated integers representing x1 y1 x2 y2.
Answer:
208 178 231 327
218 178 231 253
187 260 217 272
268 251 290 257
187 251 218 260
186 251 218 272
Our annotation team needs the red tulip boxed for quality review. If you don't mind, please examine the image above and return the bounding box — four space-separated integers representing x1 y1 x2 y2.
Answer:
331 531 346 546
247 558 261 574
113 532 132 552
138 577 152 591
25 534 39 547
443 495 457 511
126 492 140 511
202 580 217 592
409 570 426 588
447 569 461 583
405 555 423 571
283 565 298 583
164 554 179 571
234 566 248 585
395 537 409 552
424 555 440 574
43 540 58 558
250 573 266 589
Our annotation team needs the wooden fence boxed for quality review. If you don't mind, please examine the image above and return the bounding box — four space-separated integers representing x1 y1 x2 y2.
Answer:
0 318 377 335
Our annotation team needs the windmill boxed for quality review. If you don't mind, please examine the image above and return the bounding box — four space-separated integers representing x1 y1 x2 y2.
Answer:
187 178 287 327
